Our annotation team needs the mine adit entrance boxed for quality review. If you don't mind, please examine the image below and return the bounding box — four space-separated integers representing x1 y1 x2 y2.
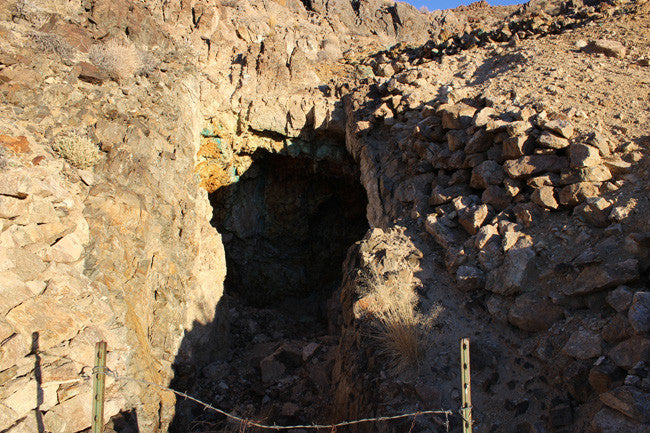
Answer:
172 141 370 430
209 145 369 312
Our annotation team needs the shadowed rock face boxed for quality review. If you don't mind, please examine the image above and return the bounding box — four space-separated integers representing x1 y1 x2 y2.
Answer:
210 148 368 306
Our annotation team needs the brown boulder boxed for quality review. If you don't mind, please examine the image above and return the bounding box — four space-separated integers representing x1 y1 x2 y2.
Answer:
504 155 568 179
508 293 563 332
558 182 601 207
584 39 626 59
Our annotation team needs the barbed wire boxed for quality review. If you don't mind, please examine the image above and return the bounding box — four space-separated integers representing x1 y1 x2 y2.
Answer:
85 368 453 431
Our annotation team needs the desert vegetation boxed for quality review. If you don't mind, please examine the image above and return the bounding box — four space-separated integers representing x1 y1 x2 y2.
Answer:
51 131 102 168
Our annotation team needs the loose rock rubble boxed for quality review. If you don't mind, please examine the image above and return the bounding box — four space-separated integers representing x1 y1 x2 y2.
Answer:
0 0 648 432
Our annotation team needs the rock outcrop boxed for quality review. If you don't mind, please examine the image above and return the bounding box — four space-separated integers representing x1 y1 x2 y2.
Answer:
0 0 648 432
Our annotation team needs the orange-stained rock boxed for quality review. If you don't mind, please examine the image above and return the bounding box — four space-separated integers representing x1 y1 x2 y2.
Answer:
0 135 30 154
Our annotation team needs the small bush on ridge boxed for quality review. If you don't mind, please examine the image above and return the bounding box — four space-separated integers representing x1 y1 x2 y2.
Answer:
89 40 157 82
52 132 101 168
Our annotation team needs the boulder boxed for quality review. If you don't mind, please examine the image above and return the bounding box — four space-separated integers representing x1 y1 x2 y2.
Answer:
564 360 592 402
502 135 532 159
570 143 601 168
485 247 535 296
558 182 601 207
75 61 108 85
609 337 650 369
585 39 626 59
531 186 558 209
473 106 496 127
425 214 459 249
538 131 570 149
465 128 493 154
575 197 613 227
508 293 563 332
438 102 476 129
561 329 602 359
592 407 648 433
567 259 639 295
601 314 633 344
458 204 489 235
589 363 625 394
456 265 485 291
628 292 650 333
260 354 286 383
447 129 467 151
474 224 500 249
503 155 568 179
599 386 649 423
481 185 511 211
607 286 634 312
544 119 574 138
470 160 505 189
505 121 532 136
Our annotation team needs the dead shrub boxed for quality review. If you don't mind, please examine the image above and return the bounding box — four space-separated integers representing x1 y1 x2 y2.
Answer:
28 32 74 58
89 40 157 82
357 266 441 374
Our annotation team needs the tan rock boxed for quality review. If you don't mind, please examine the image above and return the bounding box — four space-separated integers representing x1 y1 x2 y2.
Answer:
531 186 558 209
438 102 476 129
5 289 110 351
0 171 32 198
569 143 601 167
0 195 28 219
43 386 122 433
544 119 574 138
0 271 35 315
502 135 531 159
474 224 500 249
558 182 601 207
0 333 30 371
45 233 83 263
585 39 626 58
473 106 496 127
538 131 570 149
13 197 59 225
2 377 59 417
505 120 532 136
458 204 489 235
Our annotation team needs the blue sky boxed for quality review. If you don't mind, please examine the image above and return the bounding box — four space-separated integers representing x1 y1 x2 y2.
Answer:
401 0 526 11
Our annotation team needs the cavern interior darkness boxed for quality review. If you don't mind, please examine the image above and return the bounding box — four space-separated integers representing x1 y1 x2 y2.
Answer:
208 147 369 309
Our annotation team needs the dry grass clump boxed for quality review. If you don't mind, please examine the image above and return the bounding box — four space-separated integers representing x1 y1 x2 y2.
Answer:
357 266 441 374
51 132 101 168
89 40 157 82
28 32 74 58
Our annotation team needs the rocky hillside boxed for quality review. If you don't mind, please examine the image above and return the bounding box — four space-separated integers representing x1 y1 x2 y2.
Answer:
0 0 648 432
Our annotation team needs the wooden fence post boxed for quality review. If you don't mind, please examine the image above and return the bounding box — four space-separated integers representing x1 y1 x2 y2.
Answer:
92 341 107 433
460 338 472 433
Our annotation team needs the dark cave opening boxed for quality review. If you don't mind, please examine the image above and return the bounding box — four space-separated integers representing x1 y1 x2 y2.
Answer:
208 147 369 311
168 144 369 432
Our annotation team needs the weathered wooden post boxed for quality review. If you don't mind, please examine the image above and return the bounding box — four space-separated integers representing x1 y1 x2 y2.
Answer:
92 341 107 433
460 338 472 433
